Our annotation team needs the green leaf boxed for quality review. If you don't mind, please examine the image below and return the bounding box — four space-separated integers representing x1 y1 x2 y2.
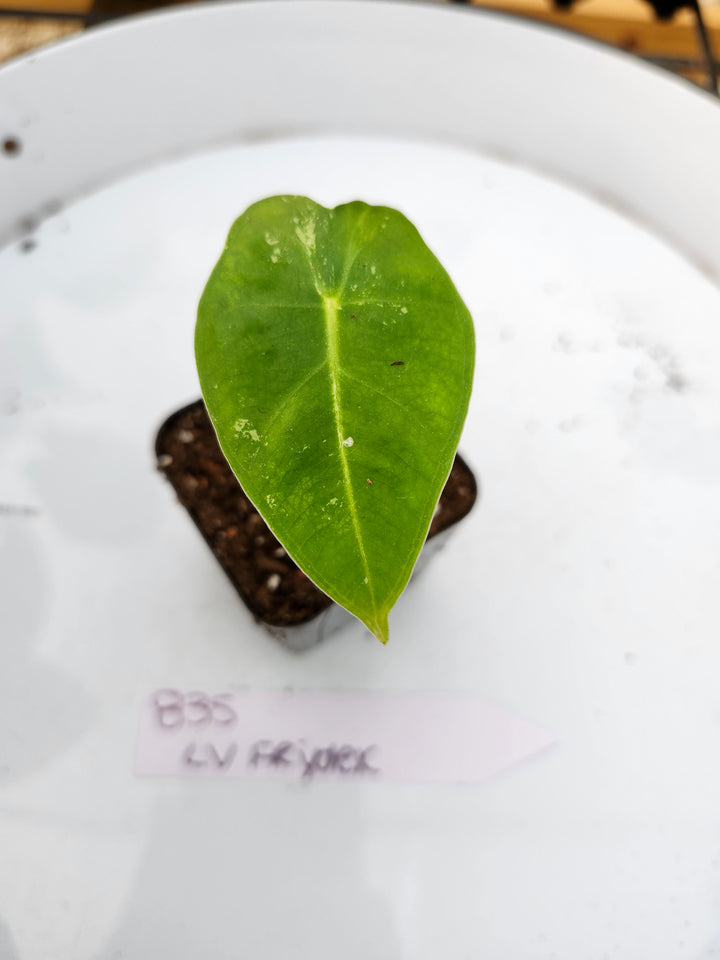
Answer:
196 196 474 643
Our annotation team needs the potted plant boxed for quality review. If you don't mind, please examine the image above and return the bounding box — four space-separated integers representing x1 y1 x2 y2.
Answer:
157 195 476 648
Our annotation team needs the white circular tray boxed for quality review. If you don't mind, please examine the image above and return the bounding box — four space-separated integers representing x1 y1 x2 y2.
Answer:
2 4 720 958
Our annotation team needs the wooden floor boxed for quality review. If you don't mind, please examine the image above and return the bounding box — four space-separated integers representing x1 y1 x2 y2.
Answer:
0 16 81 63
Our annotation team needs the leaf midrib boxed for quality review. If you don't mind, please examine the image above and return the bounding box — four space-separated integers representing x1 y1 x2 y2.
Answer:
322 291 377 617
288 207 382 624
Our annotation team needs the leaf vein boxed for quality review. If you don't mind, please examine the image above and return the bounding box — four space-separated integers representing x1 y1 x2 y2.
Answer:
339 367 424 421
236 360 328 462
324 293 380 621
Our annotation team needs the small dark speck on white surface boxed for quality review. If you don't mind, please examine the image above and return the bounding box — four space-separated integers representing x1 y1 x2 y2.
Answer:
2 136 21 157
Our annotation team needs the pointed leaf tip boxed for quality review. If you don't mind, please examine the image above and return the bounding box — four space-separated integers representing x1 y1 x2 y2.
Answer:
367 614 390 645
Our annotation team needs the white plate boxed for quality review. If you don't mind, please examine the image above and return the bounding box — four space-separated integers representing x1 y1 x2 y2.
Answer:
2 4 720 958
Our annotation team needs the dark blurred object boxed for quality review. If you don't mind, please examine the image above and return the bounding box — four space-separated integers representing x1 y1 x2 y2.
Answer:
640 0 718 92
547 0 718 92
552 0 696 19
649 0 691 18
686 0 719 92
86 0 182 18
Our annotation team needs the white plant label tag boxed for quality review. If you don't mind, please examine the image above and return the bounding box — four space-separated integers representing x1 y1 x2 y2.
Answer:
135 688 554 783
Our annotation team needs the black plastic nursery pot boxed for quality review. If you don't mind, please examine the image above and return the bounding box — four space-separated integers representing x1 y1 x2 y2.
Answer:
156 400 477 649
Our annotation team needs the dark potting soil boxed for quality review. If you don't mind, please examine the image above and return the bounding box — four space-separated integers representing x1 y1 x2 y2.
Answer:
156 400 477 628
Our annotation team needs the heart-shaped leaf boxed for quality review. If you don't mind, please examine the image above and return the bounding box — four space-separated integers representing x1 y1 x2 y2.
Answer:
196 196 474 643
